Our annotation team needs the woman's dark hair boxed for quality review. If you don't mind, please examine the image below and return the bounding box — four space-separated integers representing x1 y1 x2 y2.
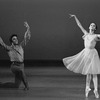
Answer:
9 34 18 44
94 23 97 30
95 25 97 30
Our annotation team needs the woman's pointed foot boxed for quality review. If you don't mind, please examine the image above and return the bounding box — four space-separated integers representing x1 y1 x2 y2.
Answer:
94 90 99 98
24 86 29 91
85 88 91 97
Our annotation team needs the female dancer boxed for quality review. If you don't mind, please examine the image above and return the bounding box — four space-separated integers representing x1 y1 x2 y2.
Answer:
63 14 100 98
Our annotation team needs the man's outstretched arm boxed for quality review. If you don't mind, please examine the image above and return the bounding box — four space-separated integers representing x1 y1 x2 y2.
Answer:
0 37 12 51
20 22 31 47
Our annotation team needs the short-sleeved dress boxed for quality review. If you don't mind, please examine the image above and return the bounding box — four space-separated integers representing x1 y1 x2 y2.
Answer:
63 34 100 75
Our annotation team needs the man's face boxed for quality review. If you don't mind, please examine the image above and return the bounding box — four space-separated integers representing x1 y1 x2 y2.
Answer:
12 36 18 45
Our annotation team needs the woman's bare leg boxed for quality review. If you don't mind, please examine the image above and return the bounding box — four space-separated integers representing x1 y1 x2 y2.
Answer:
93 74 99 98
85 74 91 97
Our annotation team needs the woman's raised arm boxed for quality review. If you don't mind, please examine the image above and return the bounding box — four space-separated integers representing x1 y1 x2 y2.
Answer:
69 14 88 35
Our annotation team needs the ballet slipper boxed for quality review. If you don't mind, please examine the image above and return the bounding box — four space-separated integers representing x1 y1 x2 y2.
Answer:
24 87 29 91
85 88 91 97
94 90 99 98
23 85 29 91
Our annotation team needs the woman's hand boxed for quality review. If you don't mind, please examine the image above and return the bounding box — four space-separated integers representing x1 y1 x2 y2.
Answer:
69 14 76 18
0 37 3 44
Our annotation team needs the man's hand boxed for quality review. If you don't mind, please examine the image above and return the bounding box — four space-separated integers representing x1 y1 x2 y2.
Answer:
24 21 31 41
24 21 30 28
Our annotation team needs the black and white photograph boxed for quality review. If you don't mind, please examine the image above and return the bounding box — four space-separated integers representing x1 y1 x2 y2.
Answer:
0 0 100 100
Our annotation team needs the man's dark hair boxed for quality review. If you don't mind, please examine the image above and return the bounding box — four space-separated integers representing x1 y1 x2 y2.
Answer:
9 34 18 44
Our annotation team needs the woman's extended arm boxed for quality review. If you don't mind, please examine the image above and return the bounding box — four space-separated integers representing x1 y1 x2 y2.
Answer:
69 14 88 35
96 34 100 41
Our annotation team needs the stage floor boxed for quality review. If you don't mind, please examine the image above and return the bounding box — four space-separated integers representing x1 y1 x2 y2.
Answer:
0 66 100 100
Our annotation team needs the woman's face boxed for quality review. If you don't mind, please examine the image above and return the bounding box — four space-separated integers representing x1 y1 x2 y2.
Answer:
89 23 96 31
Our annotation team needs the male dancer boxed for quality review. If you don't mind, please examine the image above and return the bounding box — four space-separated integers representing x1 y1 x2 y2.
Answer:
0 22 31 90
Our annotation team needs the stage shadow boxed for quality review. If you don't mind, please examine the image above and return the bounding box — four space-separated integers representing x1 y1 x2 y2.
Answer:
84 98 99 100
0 82 18 89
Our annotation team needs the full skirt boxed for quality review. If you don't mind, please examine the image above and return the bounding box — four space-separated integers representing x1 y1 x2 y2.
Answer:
63 48 100 75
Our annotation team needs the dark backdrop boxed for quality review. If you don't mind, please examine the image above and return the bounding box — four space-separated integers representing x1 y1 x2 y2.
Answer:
0 0 100 61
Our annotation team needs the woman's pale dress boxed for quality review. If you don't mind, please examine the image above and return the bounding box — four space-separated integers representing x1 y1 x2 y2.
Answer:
63 34 100 75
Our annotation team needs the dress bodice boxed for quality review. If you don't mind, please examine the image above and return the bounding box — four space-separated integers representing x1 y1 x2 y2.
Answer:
83 34 97 49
